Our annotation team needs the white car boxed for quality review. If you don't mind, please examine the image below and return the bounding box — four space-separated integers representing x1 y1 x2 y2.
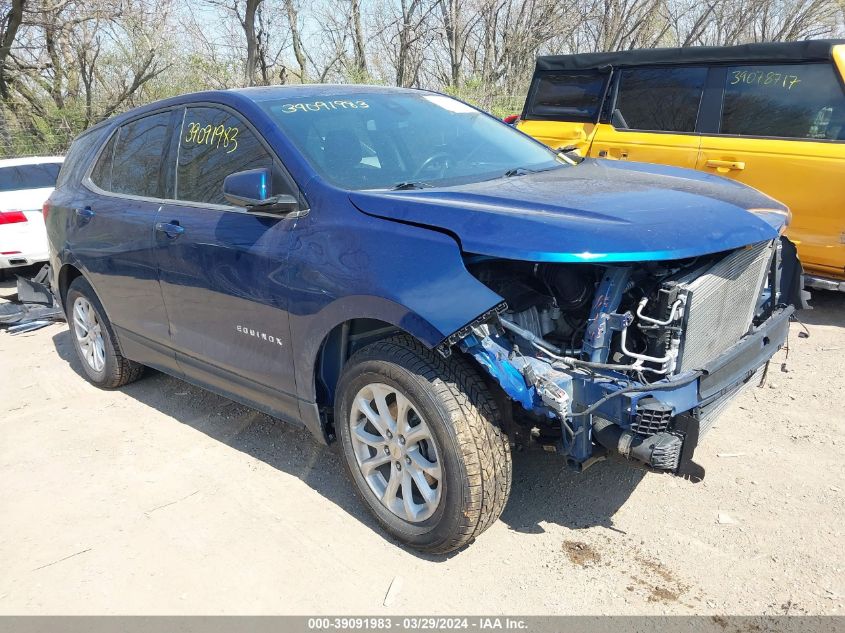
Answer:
0 156 64 273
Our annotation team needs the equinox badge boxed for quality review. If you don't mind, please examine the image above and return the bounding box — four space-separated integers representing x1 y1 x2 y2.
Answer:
236 324 283 346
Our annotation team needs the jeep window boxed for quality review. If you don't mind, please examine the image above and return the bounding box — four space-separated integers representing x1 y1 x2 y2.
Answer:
614 67 707 133
720 63 845 141
0 162 61 192
525 71 607 120
105 112 171 198
259 92 562 191
177 106 276 205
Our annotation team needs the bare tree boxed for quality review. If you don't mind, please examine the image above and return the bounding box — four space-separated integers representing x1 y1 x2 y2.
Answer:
0 0 26 97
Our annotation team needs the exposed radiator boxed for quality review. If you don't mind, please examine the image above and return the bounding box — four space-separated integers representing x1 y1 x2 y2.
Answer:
675 241 774 373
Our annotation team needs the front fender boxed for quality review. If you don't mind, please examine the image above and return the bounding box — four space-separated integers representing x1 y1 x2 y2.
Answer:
286 209 503 403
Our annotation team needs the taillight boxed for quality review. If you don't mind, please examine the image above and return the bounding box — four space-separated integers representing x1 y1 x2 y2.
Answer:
0 210 28 224
42 201 51 220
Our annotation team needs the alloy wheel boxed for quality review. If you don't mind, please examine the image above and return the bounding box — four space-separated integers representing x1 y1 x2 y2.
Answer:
348 383 443 522
72 296 106 373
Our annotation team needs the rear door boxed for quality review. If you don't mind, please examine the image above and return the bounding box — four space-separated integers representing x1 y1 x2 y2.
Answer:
696 62 845 279
155 104 302 421
589 66 708 168
73 110 177 369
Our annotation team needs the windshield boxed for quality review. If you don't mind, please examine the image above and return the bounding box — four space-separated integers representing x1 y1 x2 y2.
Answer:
260 92 564 190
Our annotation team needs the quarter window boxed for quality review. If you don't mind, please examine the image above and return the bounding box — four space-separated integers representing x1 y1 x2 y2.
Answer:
177 106 273 205
721 63 845 141
527 72 607 120
107 112 171 197
89 133 117 192
613 67 707 133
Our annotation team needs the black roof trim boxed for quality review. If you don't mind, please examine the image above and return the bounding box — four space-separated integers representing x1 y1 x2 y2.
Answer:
535 39 845 72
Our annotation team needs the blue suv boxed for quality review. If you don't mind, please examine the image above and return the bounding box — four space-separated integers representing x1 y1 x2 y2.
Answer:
47 85 803 552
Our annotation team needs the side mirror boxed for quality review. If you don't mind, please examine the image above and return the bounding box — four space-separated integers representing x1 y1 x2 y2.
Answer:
223 168 300 214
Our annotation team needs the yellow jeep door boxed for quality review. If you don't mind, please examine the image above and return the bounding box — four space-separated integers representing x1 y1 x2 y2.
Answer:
697 60 845 282
589 66 708 168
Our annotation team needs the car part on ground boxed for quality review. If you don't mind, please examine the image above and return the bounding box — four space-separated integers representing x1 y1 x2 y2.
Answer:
0 264 65 334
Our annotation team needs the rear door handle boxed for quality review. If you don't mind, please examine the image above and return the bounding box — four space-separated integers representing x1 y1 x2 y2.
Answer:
705 159 745 171
74 206 94 219
155 221 185 239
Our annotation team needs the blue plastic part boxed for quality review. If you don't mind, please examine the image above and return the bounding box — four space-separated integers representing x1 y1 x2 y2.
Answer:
459 333 536 411
582 267 631 363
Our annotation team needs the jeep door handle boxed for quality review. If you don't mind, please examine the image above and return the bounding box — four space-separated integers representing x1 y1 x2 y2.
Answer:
155 221 185 238
705 159 745 171
74 206 94 219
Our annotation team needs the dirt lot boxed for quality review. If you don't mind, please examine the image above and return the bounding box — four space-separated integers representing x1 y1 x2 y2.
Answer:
0 278 843 615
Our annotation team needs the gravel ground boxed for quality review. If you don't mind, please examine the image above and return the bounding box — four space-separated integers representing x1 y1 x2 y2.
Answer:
0 277 842 615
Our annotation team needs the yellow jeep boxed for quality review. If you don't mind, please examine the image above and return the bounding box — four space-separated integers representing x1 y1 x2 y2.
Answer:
517 40 845 290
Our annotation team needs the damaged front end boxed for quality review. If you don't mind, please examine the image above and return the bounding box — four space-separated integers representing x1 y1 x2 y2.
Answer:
443 237 803 480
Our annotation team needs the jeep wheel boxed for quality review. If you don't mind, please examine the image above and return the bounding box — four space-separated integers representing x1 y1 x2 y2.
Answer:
66 276 144 388
336 335 511 553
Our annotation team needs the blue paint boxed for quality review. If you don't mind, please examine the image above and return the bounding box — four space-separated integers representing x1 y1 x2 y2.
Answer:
582 267 631 363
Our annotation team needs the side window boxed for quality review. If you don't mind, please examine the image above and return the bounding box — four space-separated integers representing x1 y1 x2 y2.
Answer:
58 130 101 188
526 71 608 121
108 112 171 197
89 132 117 192
614 67 707 133
721 63 845 141
177 106 274 205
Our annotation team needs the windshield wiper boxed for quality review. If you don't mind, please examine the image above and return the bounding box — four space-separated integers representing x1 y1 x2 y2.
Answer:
391 181 432 190
502 167 537 178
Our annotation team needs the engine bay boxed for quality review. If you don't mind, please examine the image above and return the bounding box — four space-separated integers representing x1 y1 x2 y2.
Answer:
453 237 799 478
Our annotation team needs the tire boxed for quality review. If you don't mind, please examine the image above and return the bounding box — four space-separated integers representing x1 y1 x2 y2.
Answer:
65 276 144 388
335 334 511 553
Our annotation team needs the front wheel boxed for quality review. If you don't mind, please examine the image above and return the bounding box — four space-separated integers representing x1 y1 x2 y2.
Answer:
336 335 511 553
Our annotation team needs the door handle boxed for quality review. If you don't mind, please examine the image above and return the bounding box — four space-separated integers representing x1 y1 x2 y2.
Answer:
705 159 745 171
74 206 94 219
155 221 185 239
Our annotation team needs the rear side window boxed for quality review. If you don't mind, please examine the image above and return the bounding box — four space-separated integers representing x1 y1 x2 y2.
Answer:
89 133 117 192
613 67 707 133
0 163 61 192
57 130 101 188
177 106 275 205
720 63 845 141
525 72 607 121
100 112 171 198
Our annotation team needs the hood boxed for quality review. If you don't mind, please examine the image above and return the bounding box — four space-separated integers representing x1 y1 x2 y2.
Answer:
349 159 786 263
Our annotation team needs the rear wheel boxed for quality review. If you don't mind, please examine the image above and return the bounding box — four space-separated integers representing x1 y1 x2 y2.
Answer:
336 335 511 553
66 276 144 388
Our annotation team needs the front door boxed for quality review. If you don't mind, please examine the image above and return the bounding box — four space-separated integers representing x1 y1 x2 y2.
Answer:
589 66 708 169
697 62 845 279
155 105 302 420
